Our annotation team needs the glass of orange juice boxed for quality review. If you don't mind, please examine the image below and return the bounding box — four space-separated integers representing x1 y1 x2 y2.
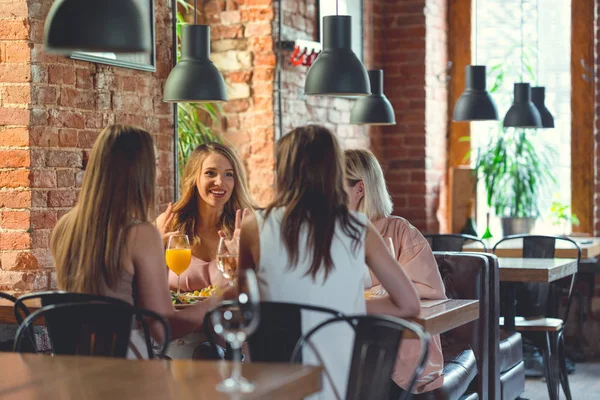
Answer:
166 234 192 297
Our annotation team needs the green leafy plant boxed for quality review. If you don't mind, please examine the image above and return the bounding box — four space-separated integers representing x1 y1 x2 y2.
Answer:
175 0 223 179
471 43 557 219
550 197 580 227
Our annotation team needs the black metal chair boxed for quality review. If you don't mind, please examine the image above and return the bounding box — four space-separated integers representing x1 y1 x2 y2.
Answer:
204 301 345 362
424 234 487 252
13 293 170 359
493 234 581 400
0 292 19 352
291 314 429 400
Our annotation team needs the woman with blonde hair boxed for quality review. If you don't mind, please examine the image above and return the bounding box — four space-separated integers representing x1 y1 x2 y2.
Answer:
51 125 218 356
239 126 421 399
345 148 446 395
156 143 255 292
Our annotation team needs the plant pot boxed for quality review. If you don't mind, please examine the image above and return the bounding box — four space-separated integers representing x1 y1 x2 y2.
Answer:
501 217 536 237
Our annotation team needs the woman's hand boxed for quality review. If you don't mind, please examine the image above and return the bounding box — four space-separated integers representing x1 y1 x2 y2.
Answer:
218 209 250 251
156 202 179 245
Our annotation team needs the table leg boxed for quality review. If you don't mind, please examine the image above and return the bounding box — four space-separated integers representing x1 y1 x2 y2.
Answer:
502 283 517 331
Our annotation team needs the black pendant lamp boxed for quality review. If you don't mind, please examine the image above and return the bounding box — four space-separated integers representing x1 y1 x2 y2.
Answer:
304 15 370 96
531 87 554 128
452 0 498 121
350 70 395 125
503 83 542 128
503 0 542 128
163 25 227 103
453 66 498 121
44 0 149 54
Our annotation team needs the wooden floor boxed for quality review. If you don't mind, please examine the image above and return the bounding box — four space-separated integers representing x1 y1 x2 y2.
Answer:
522 360 600 399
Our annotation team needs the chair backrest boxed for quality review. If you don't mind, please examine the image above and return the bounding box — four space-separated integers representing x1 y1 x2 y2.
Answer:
424 234 488 252
493 234 581 319
204 301 344 362
0 292 21 352
291 314 429 400
433 252 490 399
13 293 170 358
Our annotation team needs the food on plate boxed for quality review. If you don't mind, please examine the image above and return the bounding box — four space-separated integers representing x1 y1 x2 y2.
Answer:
171 291 196 305
198 285 217 297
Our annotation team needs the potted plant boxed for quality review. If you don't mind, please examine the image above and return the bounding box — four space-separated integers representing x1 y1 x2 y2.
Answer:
474 125 556 236
550 196 580 235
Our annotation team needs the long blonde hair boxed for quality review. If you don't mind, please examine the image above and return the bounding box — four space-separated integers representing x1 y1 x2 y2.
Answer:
344 149 393 220
51 125 156 293
171 143 255 244
266 125 364 280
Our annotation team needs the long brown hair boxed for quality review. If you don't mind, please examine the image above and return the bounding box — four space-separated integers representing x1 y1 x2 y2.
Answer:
170 143 255 244
265 125 364 279
51 125 156 293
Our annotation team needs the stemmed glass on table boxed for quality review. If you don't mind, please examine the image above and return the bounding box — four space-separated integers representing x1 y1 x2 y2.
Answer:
211 268 260 393
216 236 240 287
165 234 192 297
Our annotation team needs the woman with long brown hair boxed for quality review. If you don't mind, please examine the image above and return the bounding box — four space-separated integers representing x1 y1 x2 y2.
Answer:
345 148 446 395
51 125 218 356
156 143 255 292
238 125 420 399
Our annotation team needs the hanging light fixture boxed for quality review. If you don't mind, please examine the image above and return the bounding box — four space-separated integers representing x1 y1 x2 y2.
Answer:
452 0 498 121
44 0 149 54
163 0 227 103
304 0 370 97
350 70 395 125
531 86 554 128
503 0 542 128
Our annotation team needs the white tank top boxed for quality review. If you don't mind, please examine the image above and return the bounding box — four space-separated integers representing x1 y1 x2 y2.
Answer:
255 208 368 400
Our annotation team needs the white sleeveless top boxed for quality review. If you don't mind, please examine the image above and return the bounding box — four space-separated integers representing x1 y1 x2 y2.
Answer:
255 208 368 400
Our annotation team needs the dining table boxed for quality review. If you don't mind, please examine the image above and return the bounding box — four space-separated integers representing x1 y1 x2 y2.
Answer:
0 352 321 399
462 237 600 259
0 297 480 336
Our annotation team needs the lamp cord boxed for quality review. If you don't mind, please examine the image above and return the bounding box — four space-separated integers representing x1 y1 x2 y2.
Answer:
194 0 197 25
520 0 524 82
336 0 339 15
535 0 539 84
474 0 477 64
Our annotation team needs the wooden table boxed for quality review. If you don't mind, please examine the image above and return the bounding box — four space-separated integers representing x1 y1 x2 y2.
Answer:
0 353 321 399
463 237 600 259
498 257 578 283
411 299 479 335
497 258 578 331
0 298 480 336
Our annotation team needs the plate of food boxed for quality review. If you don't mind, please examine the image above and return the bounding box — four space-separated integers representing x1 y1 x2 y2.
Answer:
171 291 198 307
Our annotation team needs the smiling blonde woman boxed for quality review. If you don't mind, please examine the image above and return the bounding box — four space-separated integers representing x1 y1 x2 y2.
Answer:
345 148 446 395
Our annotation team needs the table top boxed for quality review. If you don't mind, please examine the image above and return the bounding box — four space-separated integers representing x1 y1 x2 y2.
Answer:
0 353 321 400
411 299 479 335
0 298 480 336
498 257 578 283
463 237 600 259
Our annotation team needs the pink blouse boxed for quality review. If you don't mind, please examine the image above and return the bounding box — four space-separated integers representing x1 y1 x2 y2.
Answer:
168 256 226 292
372 216 446 393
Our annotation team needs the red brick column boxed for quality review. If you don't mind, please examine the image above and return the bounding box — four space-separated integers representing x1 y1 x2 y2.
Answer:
0 0 175 294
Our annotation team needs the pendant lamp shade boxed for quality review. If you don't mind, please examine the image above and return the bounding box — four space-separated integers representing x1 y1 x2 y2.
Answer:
531 87 554 128
503 83 542 128
304 16 370 96
350 70 395 125
163 25 227 103
453 66 498 121
44 0 149 54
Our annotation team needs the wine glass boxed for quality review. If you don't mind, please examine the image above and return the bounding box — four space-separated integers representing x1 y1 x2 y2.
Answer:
216 236 239 286
211 268 260 393
166 234 192 297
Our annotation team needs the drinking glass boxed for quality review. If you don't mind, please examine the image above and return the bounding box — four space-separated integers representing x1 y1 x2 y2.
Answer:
212 268 261 393
166 234 192 297
216 236 240 286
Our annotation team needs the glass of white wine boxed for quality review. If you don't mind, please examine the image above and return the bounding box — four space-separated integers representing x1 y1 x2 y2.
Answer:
217 236 239 286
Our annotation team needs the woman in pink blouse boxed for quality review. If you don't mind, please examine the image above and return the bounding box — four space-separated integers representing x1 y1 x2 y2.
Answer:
345 149 446 395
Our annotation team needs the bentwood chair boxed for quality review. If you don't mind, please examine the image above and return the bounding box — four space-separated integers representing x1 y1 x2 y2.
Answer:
493 234 581 400
291 314 429 400
13 293 170 359
0 292 19 352
424 234 488 252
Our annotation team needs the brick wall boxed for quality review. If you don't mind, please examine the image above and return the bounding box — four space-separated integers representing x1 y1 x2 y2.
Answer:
372 0 448 232
198 0 276 206
0 0 175 294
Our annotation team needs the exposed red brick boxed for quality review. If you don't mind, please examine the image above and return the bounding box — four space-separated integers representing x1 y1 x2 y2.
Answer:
0 19 29 40
0 190 31 208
